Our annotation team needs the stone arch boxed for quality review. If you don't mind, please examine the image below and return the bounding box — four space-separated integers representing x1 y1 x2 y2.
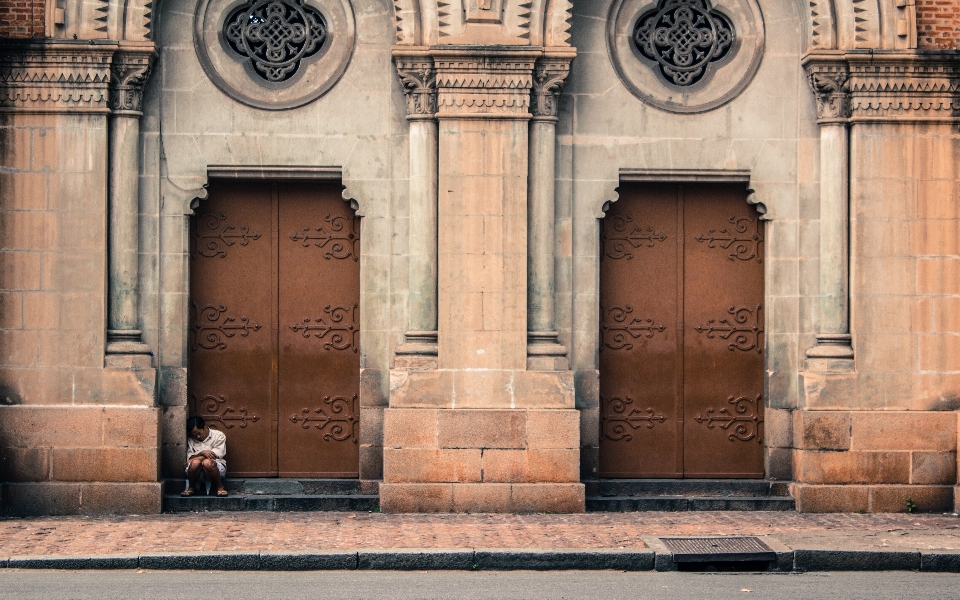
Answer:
802 0 917 51
392 0 572 47
49 0 154 40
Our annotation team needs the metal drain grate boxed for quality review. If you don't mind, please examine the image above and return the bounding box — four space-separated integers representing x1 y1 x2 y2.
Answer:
660 536 776 563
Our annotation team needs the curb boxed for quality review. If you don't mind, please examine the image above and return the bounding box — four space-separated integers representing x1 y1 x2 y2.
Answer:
2 546 958 572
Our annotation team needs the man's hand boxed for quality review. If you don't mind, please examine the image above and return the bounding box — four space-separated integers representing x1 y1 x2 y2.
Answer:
199 450 217 460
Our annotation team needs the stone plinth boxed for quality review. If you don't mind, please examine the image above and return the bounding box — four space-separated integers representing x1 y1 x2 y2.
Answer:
380 406 583 513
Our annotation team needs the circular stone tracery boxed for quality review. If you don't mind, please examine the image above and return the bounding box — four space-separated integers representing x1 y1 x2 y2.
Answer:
633 0 734 87
223 0 327 84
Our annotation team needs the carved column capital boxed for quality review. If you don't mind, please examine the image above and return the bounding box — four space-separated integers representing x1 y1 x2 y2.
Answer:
395 56 437 120
110 50 156 117
530 57 571 120
804 60 850 124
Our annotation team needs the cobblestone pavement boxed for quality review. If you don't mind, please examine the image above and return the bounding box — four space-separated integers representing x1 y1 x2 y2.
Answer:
1 512 959 557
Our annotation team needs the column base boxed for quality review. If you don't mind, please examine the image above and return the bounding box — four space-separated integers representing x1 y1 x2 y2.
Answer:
395 330 438 370
106 330 153 369
527 331 568 371
805 333 854 360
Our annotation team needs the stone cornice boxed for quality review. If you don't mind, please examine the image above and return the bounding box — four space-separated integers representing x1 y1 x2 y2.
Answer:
0 40 118 114
803 51 960 125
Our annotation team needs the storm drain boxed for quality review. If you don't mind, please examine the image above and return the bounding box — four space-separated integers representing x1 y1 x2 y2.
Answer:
660 536 776 563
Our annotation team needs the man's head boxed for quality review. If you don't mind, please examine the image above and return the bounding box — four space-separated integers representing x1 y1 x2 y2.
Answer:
186 416 208 442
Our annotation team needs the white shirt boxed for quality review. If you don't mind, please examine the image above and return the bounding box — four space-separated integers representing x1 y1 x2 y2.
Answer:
186 428 227 469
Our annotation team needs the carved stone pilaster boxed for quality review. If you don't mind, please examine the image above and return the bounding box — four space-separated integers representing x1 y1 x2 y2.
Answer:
805 61 850 124
0 41 114 114
433 49 540 119
110 50 155 117
395 56 437 120
530 57 571 120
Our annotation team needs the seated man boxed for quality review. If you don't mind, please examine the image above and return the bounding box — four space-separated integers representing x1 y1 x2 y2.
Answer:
182 416 228 497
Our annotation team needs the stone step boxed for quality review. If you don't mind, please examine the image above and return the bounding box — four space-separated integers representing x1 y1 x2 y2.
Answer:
163 478 363 497
590 479 791 498
586 496 796 512
163 493 379 513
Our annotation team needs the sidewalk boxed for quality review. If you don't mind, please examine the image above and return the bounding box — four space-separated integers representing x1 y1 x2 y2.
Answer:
1 511 959 571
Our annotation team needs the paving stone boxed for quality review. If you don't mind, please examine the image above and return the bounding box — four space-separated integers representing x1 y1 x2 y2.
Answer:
473 549 654 571
139 552 260 571
794 549 920 571
357 548 474 570
260 551 358 570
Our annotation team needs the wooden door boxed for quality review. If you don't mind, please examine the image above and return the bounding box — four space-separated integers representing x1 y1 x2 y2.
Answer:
599 182 764 479
189 180 360 477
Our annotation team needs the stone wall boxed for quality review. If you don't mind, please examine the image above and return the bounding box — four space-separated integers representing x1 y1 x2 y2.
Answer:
917 0 960 49
0 0 44 38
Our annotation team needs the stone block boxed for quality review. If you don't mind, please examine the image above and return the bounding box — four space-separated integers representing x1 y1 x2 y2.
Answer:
359 368 386 407
359 407 384 446
2 482 81 516
103 407 160 448
481 449 579 483
765 408 793 448
379 483 454 513
358 549 474 570
359 444 383 480
51 447 158 482
383 408 438 448
795 450 909 484
911 451 957 485
512 370 575 408
260 551 358 570
580 446 599 480
800 371 860 409
451 482 512 512
851 412 957 452
0 447 49 482
527 409 580 449
792 483 869 513
437 409 525 449
100 368 157 405
509 483 585 513
794 410 850 450
869 485 953 513
78 482 162 514
389 370 454 408
382 448 481 483
578 407 599 447
139 552 259 570
0 406 103 448
766 447 793 480
574 370 599 409
450 370 513 408
473 549 654 571
794 550 920 572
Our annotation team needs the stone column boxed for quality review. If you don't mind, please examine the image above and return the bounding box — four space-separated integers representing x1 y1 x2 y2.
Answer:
394 53 440 367
106 47 155 364
526 55 572 371
805 59 854 362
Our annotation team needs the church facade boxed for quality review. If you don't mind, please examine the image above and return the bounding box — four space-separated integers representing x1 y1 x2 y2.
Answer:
0 0 959 515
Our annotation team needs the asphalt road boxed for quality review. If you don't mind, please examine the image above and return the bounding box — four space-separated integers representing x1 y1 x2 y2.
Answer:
0 570 959 599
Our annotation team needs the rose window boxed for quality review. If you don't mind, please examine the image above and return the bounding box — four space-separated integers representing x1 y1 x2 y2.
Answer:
224 0 328 84
633 0 735 87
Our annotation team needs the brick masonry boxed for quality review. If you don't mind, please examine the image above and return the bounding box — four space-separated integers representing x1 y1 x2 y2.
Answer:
917 0 960 49
0 0 45 38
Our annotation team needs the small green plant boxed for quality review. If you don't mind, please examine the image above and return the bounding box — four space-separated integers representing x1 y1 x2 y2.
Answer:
857 509 865 514
906 497 917 513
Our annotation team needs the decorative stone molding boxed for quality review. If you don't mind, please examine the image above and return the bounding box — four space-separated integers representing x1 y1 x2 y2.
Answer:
395 54 438 119
0 41 115 114
804 51 960 124
110 49 156 117
194 0 355 110
433 49 540 119
530 55 571 120
804 58 851 124
607 0 764 114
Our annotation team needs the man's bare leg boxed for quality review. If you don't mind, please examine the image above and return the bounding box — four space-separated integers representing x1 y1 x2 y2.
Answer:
182 457 205 496
201 458 227 496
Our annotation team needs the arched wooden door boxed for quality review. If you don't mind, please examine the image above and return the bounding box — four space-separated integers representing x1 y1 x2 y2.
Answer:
188 179 360 477
599 182 764 478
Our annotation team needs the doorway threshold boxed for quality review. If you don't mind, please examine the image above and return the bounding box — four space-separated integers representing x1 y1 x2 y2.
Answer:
585 479 795 512
162 478 379 513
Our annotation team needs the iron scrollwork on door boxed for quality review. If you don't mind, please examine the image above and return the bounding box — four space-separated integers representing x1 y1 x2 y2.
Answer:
290 214 360 261
694 394 763 443
601 305 667 351
601 395 667 441
695 215 763 262
633 0 735 87
191 303 262 351
602 214 667 260
193 393 261 428
224 0 328 83
289 303 358 351
695 304 763 353
290 394 358 443
193 212 261 258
